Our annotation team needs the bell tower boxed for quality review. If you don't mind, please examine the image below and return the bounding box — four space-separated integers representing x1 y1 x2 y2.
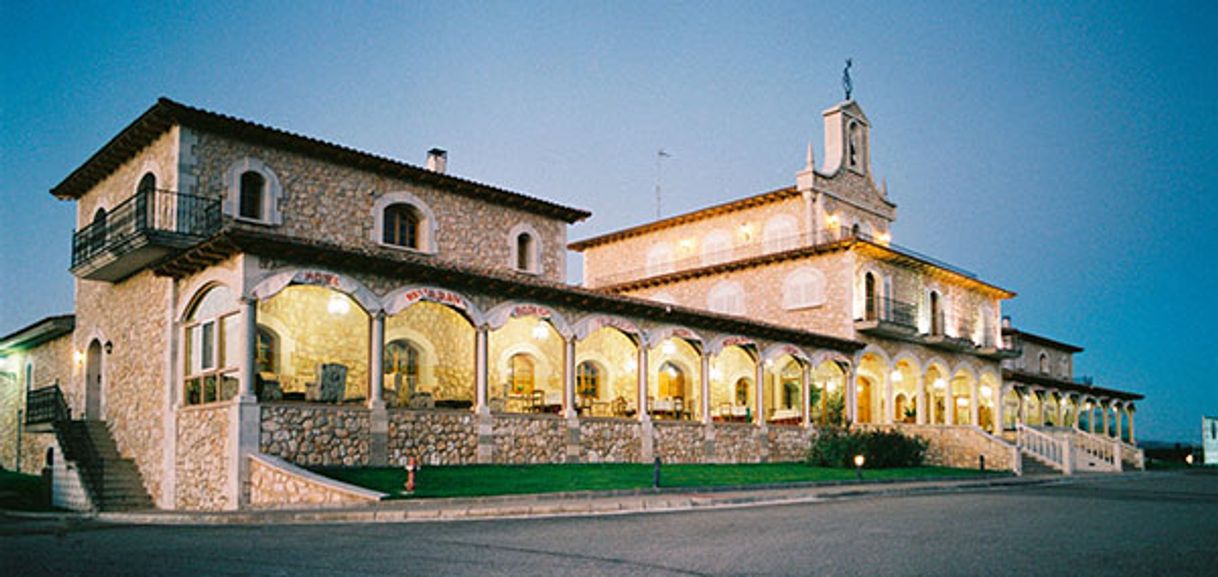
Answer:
820 100 870 177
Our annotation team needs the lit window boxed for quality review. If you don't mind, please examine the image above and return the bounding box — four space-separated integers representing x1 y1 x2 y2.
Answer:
385 339 421 392
659 361 686 399
735 378 751 406
509 353 535 395
183 285 239 405
577 361 601 398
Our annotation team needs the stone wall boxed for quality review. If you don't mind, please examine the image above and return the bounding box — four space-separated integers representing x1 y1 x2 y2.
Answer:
885 424 1017 471
74 269 172 505
189 130 570 283
491 414 566 464
175 404 231 511
580 193 807 288
713 423 764 463
579 419 641 463
248 453 384 508
387 409 478 465
623 251 857 341
260 403 370 467
653 421 706 464
767 426 812 462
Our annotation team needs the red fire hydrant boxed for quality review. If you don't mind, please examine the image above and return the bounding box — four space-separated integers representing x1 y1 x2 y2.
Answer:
404 456 418 495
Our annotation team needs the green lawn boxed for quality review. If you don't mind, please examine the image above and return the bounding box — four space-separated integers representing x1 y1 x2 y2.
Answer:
0 469 51 511
314 463 989 499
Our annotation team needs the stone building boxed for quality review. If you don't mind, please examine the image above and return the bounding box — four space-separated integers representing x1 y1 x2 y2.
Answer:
0 95 1142 511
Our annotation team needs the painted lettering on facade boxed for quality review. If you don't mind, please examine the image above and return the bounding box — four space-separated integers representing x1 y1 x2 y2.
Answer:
295 271 342 289
510 304 552 319
400 287 469 311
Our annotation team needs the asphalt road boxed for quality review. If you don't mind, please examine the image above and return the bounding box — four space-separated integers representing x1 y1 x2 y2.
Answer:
3 471 1216 576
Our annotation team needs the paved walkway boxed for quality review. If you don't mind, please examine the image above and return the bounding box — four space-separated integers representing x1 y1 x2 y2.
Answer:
5 472 1114 526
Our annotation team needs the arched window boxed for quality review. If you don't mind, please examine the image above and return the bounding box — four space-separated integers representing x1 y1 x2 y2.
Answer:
1038 352 1050 374
24 362 34 391
930 291 943 335
864 272 877 321
183 285 239 405
645 244 672 277
136 172 157 229
255 326 278 373
576 361 600 398
735 377 751 406
848 121 861 169
239 171 265 220
509 353 535 394
851 222 861 237
516 233 535 271
782 267 826 310
383 204 422 249
659 361 685 399
89 207 108 255
763 215 799 253
385 339 420 392
780 361 801 410
701 230 732 265
708 281 745 316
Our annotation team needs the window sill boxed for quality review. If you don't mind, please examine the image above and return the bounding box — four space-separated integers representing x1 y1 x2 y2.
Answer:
378 241 436 257
783 302 824 312
233 215 279 227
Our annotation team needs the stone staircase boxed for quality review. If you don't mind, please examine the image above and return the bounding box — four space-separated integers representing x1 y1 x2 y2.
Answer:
61 420 155 511
1019 453 1060 476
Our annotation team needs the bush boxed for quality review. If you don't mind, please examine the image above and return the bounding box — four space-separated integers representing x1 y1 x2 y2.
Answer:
807 428 928 468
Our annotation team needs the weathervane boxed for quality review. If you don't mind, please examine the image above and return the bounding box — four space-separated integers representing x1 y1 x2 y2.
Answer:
843 58 853 101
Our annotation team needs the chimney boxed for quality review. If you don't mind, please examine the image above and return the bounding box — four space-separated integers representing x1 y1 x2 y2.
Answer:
1001 315 1012 328
426 148 447 174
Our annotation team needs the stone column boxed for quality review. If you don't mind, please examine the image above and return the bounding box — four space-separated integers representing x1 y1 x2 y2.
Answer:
845 365 858 425
1038 392 1047 426
801 363 811 428
945 383 955 426
1088 404 1096 434
368 312 388 465
637 346 650 421
755 361 765 426
1101 402 1110 437
368 312 385 408
1127 407 1136 444
970 382 980 428
882 370 893 425
700 352 711 425
1017 390 1026 427
916 376 926 425
563 336 577 419
238 297 257 401
1110 403 1121 439
474 326 489 415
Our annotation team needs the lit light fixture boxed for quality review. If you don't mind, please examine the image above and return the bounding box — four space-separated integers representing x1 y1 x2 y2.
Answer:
877 231 892 244
710 367 723 381
827 213 840 227
981 387 993 398
624 358 637 372
890 370 903 383
0 356 14 372
531 324 550 341
1185 454 1195 466
661 341 676 355
827 381 838 392
738 223 755 241
679 238 696 252
853 454 866 481
327 294 351 315
74 351 85 365
956 397 968 406
933 378 946 390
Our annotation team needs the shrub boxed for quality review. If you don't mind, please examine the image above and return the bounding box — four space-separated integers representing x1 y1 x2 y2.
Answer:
807 428 928 468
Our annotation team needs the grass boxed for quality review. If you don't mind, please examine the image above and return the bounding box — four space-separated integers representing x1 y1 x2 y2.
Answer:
314 463 989 499
0 468 51 511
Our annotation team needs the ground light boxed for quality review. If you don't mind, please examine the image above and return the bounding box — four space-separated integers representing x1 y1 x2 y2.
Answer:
854 454 865 481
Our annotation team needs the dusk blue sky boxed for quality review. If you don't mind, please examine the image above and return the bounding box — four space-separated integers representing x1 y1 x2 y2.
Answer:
2 2 1214 442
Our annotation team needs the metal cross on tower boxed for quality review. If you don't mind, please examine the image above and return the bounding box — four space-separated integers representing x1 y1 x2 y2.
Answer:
843 58 853 101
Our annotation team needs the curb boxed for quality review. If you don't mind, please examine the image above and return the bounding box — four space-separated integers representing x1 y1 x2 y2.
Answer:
90 474 1055 526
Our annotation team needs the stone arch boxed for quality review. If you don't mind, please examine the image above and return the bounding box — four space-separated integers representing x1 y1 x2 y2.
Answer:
382 285 483 326
761 343 811 367
706 334 759 359
224 156 283 225
571 314 642 344
371 190 438 254
249 268 381 314
484 301 572 338
644 325 704 350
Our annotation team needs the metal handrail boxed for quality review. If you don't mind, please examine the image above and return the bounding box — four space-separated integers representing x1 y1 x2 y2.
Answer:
71 188 221 268
26 384 105 502
25 385 69 424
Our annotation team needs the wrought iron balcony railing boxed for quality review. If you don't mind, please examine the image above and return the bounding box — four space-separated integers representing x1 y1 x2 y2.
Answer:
860 296 918 330
71 189 221 278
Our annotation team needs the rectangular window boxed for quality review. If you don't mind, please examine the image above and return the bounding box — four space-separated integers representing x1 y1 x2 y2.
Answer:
201 321 215 371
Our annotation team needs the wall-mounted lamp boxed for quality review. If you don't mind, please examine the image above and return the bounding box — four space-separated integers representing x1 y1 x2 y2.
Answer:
104 341 113 355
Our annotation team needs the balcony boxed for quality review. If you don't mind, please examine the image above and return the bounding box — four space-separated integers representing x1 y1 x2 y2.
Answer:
855 297 918 338
71 189 221 282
